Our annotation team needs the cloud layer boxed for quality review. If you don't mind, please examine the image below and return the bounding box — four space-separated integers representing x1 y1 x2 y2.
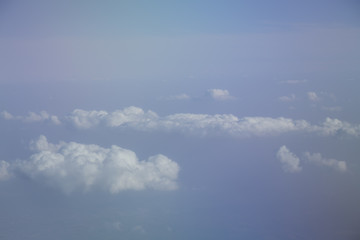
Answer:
67 107 360 137
2 136 179 194
3 107 360 137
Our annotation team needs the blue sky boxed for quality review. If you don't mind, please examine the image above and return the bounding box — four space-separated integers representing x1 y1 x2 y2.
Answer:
0 1 360 239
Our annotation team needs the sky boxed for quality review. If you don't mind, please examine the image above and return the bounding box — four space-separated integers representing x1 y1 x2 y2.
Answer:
0 1 360 239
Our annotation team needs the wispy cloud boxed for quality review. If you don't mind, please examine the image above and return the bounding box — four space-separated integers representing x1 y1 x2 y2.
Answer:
307 91 320 101
1 110 61 125
278 94 296 102
1 136 179 194
163 94 191 101
0 160 11 180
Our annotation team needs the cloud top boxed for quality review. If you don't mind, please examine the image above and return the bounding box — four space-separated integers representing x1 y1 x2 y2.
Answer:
3 136 179 194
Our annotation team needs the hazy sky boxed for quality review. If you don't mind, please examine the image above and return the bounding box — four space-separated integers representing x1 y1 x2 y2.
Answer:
1 1 360 239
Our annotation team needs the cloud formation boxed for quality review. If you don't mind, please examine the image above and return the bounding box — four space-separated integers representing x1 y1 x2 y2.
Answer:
207 89 235 101
3 107 360 138
67 107 360 137
276 146 302 173
304 152 346 172
1 110 61 125
277 146 347 173
2 136 179 194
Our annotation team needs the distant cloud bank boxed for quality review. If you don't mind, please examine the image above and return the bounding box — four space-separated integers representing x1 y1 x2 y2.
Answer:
0 136 179 194
3 107 360 137
67 107 360 137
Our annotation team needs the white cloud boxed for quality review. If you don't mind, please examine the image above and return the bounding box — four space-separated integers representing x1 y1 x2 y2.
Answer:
315 118 360 137
0 160 12 180
307 91 320 101
67 107 360 137
4 107 360 138
3 136 179 194
278 94 296 102
1 110 61 125
207 89 235 101
68 109 108 129
276 146 302 173
304 152 347 172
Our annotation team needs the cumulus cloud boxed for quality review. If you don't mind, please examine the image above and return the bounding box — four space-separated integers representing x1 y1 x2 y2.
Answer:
207 89 235 101
66 107 360 137
1 110 61 125
278 94 296 102
1 136 179 194
307 91 320 101
304 152 347 172
276 146 302 173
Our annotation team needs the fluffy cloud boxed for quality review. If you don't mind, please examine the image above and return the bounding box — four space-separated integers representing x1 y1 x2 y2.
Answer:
304 152 347 172
307 91 320 101
2 136 179 194
1 110 61 125
67 107 360 137
276 146 302 173
207 89 235 101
